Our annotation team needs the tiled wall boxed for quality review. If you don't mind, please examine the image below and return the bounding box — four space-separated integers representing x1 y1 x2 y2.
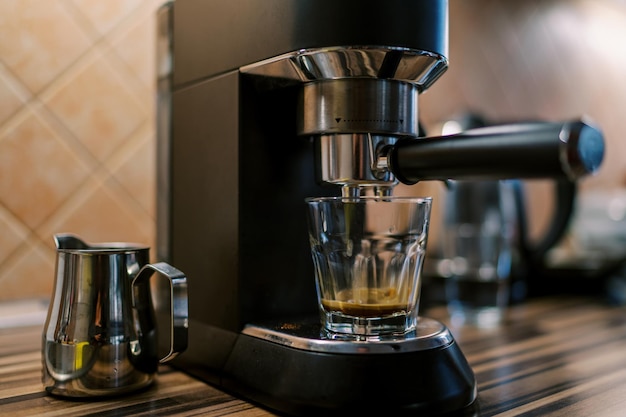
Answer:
0 0 624 301
0 0 161 301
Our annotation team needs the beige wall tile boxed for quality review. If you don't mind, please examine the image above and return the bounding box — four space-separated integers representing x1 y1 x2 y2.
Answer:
70 0 144 36
106 125 156 220
0 206 30 266
109 6 157 91
43 53 148 161
35 176 154 253
0 109 91 229
0 0 91 95
0 64 30 127
0 0 160 301
0 240 55 301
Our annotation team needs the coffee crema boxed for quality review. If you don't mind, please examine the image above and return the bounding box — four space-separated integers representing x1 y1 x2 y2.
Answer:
321 287 410 318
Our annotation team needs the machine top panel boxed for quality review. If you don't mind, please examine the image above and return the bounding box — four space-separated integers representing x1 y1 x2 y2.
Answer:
171 0 448 87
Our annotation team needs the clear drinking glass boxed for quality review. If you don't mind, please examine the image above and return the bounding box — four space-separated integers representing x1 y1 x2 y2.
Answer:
441 180 516 327
306 196 432 337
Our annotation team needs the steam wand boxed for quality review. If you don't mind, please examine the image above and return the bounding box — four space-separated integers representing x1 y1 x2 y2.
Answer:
384 119 604 184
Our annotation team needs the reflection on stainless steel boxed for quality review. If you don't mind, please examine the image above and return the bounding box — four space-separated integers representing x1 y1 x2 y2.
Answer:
298 78 420 192
243 317 453 354
315 133 398 192
298 78 419 136
241 46 448 87
42 234 188 398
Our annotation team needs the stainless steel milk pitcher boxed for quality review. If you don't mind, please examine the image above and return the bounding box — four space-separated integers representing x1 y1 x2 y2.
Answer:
42 234 188 397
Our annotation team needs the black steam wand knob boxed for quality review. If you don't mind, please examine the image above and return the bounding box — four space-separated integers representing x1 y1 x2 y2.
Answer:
387 119 604 184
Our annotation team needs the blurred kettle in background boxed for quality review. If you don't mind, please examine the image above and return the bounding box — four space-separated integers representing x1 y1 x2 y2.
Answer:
437 113 582 303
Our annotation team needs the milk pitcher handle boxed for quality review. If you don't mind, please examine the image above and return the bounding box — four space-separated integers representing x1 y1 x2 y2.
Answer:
132 262 188 363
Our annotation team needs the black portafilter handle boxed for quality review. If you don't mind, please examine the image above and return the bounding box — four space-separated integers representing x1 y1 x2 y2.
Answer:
388 119 605 184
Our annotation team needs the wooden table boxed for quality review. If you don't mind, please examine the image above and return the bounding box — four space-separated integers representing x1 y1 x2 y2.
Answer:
2 296 626 416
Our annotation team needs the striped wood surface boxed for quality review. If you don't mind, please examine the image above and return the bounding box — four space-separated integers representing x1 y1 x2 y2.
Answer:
1 297 626 416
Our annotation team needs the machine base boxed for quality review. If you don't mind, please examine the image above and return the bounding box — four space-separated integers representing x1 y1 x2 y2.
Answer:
174 317 477 416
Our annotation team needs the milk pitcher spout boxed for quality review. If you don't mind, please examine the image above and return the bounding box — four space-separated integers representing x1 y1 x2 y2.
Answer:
54 233 90 250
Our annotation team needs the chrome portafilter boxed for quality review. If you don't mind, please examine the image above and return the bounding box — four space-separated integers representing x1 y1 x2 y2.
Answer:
298 78 420 195
298 78 604 190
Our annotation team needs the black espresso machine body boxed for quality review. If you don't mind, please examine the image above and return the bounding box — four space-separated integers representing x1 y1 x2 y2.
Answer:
156 1 603 415
158 0 449 326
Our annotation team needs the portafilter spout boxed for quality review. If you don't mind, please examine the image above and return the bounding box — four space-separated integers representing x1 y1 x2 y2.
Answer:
385 119 605 184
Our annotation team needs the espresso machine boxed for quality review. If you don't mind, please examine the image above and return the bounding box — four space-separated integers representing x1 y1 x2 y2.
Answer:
156 1 604 415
